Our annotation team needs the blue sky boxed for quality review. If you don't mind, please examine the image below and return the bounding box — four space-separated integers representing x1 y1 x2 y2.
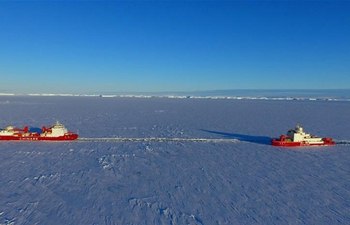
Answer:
0 1 349 94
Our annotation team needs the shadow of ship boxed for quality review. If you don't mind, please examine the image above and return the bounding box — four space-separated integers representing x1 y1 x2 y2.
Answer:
201 129 271 146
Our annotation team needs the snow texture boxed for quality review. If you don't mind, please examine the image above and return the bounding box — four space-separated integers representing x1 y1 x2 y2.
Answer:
1 96 350 225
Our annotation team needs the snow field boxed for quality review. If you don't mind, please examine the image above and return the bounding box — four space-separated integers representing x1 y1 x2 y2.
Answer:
1 96 350 224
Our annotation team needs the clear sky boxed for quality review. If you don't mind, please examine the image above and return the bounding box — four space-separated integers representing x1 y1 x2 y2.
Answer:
0 1 349 94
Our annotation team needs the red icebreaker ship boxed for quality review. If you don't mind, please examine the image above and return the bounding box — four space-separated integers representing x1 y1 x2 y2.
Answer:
0 121 78 141
271 125 335 147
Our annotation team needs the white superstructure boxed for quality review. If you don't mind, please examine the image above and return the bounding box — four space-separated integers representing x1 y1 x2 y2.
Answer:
0 126 15 136
287 125 324 144
41 121 68 137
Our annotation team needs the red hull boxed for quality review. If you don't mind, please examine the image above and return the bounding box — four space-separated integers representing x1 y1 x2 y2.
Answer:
271 138 335 147
0 134 78 141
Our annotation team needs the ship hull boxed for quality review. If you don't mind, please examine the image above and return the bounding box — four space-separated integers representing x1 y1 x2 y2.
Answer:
0 134 78 141
271 138 335 147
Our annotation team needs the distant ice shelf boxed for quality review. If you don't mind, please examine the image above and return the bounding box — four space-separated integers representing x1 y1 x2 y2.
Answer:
0 92 349 101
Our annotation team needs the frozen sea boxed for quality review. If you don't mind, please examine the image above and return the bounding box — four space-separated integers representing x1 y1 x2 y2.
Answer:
0 96 350 225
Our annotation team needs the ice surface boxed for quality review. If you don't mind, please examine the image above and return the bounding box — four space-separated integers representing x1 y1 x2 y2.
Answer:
0 96 350 224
